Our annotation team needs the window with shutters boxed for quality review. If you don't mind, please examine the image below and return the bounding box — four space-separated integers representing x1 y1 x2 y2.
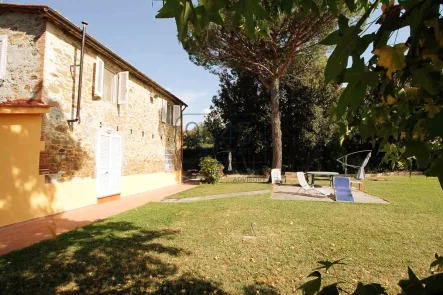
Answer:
103 68 117 102
117 71 129 104
166 103 173 125
173 105 181 126
162 100 176 125
165 149 174 172
0 35 8 80
94 57 104 98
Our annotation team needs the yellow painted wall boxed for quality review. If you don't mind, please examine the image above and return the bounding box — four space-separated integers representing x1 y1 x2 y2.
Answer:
121 171 181 198
0 109 63 227
0 109 181 228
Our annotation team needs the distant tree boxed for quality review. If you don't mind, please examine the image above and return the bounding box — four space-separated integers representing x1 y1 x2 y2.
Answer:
205 48 341 171
183 123 214 150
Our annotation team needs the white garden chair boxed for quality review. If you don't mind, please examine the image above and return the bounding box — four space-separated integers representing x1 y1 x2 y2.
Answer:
296 172 329 196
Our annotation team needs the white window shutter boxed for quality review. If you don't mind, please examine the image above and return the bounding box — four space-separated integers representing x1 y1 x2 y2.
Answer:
0 36 8 80
161 99 167 123
111 75 118 104
173 105 181 126
94 56 104 98
117 71 129 104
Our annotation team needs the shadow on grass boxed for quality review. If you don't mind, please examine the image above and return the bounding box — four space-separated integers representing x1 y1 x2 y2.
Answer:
243 283 280 295
0 220 279 294
0 221 186 294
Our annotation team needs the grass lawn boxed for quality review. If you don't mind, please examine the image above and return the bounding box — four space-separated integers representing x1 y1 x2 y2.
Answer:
166 180 271 199
1 176 443 294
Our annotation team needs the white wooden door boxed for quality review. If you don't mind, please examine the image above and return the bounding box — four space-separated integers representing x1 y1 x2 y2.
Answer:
97 133 122 198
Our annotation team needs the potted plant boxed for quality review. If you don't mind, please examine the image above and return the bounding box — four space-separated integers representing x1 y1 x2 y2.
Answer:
262 166 271 178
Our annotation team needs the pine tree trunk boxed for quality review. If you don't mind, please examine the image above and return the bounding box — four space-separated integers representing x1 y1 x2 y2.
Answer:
270 77 282 169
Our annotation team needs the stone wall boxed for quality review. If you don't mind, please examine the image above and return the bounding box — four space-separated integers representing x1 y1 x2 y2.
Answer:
0 12 46 102
42 21 182 183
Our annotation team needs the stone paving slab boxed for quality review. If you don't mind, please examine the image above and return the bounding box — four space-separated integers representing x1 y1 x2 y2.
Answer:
162 190 271 203
0 184 197 256
272 185 389 204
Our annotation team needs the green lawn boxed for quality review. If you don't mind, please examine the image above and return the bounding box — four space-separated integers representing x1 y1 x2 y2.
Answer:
166 180 271 199
1 176 443 294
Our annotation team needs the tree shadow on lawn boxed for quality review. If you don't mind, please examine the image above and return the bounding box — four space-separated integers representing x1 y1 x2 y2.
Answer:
0 220 279 295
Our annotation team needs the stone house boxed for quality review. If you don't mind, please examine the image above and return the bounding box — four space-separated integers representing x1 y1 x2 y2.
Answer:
0 3 187 227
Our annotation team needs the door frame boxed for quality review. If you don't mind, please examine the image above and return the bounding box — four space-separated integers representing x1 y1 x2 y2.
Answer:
95 130 122 198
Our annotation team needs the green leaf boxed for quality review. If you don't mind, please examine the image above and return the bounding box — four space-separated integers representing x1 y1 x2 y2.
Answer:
339 58 368 115
362 71 381 88
325 0 379 83
352 282 388 295
429 112 443 138
304 0 320 15
202 0 227 25
325 27 361 83
345 0 357 11
338 14 349 31
195 6 210 29
336 80 366 118
411 65 442 95
426 157 443 189
232 0 268 38
156 0 181 18
320 30 341 45
177 0 193 40
343 57 365 82
356 33 375 55
298 271 322 295
327 0 339 15
281 0 294 14
401 141 431 169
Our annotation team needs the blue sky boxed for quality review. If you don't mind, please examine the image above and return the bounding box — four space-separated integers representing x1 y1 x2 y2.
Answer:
10 0 218 123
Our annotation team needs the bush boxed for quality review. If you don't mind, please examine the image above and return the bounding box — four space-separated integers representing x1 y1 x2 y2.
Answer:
199 156 224 184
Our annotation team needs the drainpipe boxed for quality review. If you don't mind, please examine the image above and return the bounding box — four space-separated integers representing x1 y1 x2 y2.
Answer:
180 105 187 183
68 21 88 123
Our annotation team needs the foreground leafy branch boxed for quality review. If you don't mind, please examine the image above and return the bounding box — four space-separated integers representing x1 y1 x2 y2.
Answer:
298 253 443 294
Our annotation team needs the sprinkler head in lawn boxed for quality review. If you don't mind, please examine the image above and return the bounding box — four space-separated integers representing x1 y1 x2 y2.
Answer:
243 222 257 242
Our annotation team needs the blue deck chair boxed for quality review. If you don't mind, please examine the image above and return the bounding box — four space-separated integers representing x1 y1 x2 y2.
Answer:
334 177 354 202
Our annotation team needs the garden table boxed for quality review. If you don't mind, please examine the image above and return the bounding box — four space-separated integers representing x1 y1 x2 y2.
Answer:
306 171 339 187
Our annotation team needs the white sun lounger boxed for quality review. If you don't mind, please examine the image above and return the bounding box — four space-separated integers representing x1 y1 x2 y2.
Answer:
296 172 330 196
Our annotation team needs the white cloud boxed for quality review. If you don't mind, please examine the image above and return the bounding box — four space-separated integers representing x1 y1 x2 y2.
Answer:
203 108 211 114
167 89 208 104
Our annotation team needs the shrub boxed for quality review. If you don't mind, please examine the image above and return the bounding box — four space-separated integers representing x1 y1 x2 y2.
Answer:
199 156 224 184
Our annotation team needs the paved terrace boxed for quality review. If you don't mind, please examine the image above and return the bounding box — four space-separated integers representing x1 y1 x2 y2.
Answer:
272 184 389 204
0 184 197 256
